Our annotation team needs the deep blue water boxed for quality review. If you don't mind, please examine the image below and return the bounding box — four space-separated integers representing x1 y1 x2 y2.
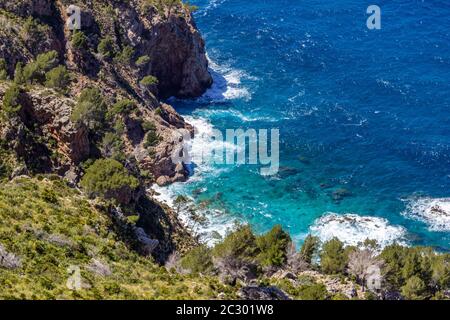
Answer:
163 0 450 250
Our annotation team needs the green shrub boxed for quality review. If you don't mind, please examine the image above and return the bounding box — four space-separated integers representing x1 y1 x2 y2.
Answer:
23 51 59 84
13 62 26 85
100 132 125 161
213 225 259 264
300 235 319 264
71 88 107 130
256 225 291 268
0 58 7 80
144 129 160 148
97 37 115 59
180 246 214 274
108 99 137 118
115 46 135 64
1 84 22 116
71 31 88 49
297 283 329 300
140 75 158 87
320 238 348 275
45 66 71 93
80 159 139 204
401 276 428 300
136 55 150 67
141 121 156 132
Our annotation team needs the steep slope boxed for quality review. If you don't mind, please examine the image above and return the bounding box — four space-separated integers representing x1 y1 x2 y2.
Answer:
0 176 237 299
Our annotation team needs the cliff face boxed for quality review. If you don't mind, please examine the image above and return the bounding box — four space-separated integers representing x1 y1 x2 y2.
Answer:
0 0 209 260
0 0 210 182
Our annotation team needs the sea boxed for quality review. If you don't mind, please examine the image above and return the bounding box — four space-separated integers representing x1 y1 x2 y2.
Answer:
153 0 450 251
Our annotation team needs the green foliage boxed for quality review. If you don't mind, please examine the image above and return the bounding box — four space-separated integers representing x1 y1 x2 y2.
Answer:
0 58 7 80
108 99 137 119
97 37 115 59
300 235 319 264
401 276 428 300
180 246 214 274
71 31 88 49
71 88 107 130
213 225 259 264
141 121 156 132
256 225 291 268
45 66 71 93
1 84 22 117
297 283 329 300
136 55 151 67
115 46 135 64
23 51 59 84
144 128 160 148
13 62 25 85
140 75 159 87
320 238 348 275
0 177 237 299
100 132 125 162
80 159 139 204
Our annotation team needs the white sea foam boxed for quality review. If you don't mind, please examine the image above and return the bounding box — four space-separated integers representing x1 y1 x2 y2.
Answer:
402 197 450 232
150 116 240 245
200 57 254 102
310 213 408 248
151 183 238 246
194 108 278 123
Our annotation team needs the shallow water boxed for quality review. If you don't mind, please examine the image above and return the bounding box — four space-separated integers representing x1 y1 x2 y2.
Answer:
160 0 450 250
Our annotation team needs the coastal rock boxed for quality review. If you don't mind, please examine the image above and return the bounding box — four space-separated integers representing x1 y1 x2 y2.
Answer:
238 286 291 301
0 244 21 270
156 176 171 187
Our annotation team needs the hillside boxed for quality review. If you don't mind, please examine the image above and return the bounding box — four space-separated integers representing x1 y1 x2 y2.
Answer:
0 0 448 301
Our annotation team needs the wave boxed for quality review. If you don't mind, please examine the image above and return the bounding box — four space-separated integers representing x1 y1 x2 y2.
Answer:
402 197 450 232
151 183 238 246
310 213 408 248
193 108 279 123
199 57 255 102
150 116 241 245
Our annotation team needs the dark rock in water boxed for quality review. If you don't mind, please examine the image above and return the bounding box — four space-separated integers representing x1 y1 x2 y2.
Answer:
192 188 204 196
278 166 302 179
239 286 291 300
320 183 333 189
299 156 311 164
331 188 352 201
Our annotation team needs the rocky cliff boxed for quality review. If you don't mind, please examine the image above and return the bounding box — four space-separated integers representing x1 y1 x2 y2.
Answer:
0 0 210 261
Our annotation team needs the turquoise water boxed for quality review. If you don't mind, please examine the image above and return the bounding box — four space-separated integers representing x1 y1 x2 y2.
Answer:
162 0 450 250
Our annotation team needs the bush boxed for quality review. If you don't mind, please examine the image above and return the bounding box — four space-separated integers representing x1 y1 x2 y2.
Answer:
14 62 26 85
136 55 150 67
71 31 88 49
108 99 137 119
180 246 214 274
297 283 328 300
401 276 428 300
140 75 158 87
320 238 348 275
213 225 259 264
71 88 107 130
1 84 22 117
45 66 71 93
256 225 291 268
300 235 319 264
116 46 135 64
97 37 115 59
100 132 125 161
0 58 7 80
144 129 160 148
23 51 59 84
80 159 139 204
